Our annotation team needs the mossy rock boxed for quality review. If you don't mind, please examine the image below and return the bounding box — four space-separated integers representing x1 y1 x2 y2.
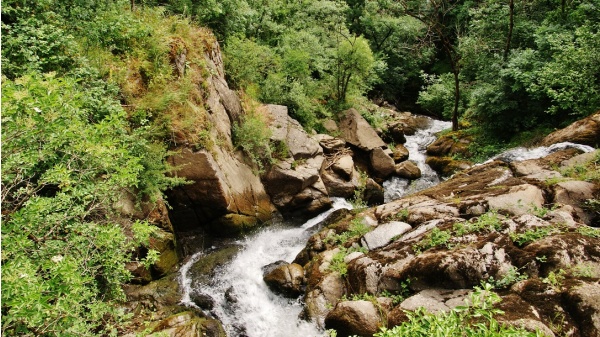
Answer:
188 244 241 284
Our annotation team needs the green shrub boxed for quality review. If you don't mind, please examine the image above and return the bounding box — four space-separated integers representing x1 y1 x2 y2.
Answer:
453 211 502 236
232 112 273 172
413 228 452 254
1 73 181 336
374 283 545 337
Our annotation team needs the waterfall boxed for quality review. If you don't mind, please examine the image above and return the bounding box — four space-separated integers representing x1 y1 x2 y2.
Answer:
179 198 352 337
383 117 452 202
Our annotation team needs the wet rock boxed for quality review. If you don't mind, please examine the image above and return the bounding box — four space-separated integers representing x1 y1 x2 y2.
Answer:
541 110 600 147
361 221 412 250
325 300 383 337
150 229 179 277
149 311 226 337
263 262 306 298
225 286 238 304
190 292 215 310
364 178 384 206
392 144 410 163
426 156 472 177
394 161 421 180
426 132 471 157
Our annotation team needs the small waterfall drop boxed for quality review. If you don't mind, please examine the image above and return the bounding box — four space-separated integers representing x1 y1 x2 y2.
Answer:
179 198 352 337
485 142 595 163
384 117 452 202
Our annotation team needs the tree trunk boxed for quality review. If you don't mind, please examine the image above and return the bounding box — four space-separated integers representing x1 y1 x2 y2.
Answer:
130 0 135 11
452 69 459 131
504 0 514 60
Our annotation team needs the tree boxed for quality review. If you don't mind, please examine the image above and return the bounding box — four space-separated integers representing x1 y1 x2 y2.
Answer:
334 34 376 103
401 0 471 131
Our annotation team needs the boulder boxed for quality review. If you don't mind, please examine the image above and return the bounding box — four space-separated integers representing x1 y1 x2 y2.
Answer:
166 147 275 236
486 184 545 216
361 221 412 250
541 110 600 147
149 229 179 277
371 147 396 179
321 168 360 198
399 289 471 313
305 273 346 327
363 178 384 206
338 108 386 151
392 144 410 163
263 156 332 218
426 156 471 176
323 119 339 134
265 104 322 159
347 256 382 295
325 300 383 337
315 134 346 154
332 155 355 179
263 262 306 298
426 132 471 157
553 180 598 225
564 281 600 337
148 311 226 337
395 161 421 180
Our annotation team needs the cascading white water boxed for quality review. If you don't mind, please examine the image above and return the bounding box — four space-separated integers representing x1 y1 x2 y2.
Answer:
383 117 452 202
179 198 352 337
485 141 596 163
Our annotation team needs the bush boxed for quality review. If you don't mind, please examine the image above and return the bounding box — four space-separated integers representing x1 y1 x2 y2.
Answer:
374 284 545 337
1 73 181 336
232 112 273 172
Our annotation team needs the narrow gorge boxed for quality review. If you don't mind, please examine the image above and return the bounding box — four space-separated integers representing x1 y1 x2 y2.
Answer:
121 38 600 337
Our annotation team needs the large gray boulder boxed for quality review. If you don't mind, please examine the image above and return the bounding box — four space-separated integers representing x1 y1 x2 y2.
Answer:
263 261 306 298
167 147 275 236
338 109 386 151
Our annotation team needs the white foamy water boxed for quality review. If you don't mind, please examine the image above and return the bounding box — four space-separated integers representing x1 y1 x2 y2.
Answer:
485 142 595 163
384 117 452 202
179 198 352 337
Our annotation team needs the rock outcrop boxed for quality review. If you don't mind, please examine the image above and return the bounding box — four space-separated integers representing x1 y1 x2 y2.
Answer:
541 110 600 147
261 104 332 219
294 146 600 337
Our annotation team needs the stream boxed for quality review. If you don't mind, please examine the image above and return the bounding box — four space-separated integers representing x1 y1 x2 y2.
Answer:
383 117 452 202
180 198 352 337
178 116 595 337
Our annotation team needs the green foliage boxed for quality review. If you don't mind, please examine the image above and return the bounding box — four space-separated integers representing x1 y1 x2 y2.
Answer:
576 225 600 238
333 35 378 103
350 170 369 209
374 283 544 337
413 228 452 254
510 226 561 246
1 16 76 79
232 112 273 172
329 249 350 277
326 217 371 246
487 266 528 289
453 211 503 236
1 73 180 336
542 269 566 291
